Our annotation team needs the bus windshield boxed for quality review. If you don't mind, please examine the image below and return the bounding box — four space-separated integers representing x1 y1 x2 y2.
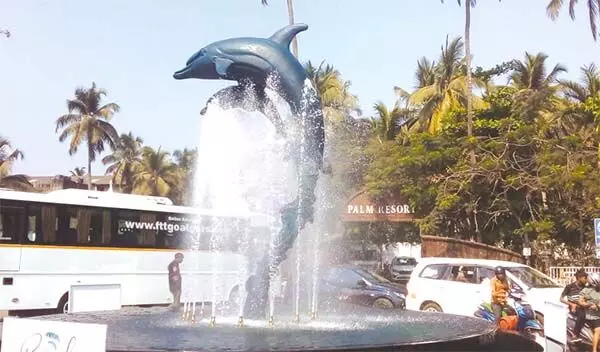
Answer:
508 266 561 288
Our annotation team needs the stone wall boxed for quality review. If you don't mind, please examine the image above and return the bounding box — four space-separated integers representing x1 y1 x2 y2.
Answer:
421 235 524 264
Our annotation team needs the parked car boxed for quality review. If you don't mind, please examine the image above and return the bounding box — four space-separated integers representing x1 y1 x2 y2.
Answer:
389 256 418 282
404 257 562 326
317 266 406 310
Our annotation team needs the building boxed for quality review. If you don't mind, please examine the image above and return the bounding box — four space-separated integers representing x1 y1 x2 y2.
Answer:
28 175 115 192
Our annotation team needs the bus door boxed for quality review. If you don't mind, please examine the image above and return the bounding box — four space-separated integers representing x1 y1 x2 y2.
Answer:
0 200 24 271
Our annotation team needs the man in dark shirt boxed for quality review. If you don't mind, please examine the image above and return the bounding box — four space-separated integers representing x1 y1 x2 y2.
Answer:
168 253 184 310
561 268 588 343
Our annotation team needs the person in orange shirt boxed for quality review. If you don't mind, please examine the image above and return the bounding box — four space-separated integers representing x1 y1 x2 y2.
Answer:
490 266 510 325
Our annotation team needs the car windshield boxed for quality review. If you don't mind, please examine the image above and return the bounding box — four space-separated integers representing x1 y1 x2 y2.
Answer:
356 268 391 283
508 266 561 288
393 257 417 265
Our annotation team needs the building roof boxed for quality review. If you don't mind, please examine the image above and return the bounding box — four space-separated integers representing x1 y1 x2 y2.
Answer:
28 175 112 186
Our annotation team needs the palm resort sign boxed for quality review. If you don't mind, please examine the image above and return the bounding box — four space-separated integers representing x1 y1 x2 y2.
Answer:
342 190 415 222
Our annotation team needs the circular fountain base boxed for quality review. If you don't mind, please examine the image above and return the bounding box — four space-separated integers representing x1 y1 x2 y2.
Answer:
29 305 543 351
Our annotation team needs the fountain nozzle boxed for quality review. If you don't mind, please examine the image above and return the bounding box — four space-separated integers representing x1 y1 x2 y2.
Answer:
310 311 318 320
237 316 245 328
182 301 189 321
268 315 274 327
209 316 216 327
294 313 300 324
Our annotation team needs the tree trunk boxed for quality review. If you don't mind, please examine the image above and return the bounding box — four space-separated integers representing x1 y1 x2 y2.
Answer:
87 136 93 191
465 2 475 165
286 0 299 58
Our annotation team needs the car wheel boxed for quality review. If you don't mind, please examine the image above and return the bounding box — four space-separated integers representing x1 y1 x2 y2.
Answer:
421 302 442 313
373 298 394 309
57 293 69 314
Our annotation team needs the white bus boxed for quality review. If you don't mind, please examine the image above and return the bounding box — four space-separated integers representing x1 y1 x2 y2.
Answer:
0 188 266 313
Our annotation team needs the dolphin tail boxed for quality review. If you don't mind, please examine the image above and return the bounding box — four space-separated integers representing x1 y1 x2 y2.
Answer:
268 23 308 50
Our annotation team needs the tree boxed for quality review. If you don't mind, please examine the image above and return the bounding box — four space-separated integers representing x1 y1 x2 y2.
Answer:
441 0 501 164
370 101 412 143
558 63 600 103
547 0 600 40
55 82 120 190
70 167 86 177
172 147 198 205
102 132 144 193
260 0 299 57
510 52 567 91
131 146 180 198
409 37 485 134
0 137 32 191
305 61 360 123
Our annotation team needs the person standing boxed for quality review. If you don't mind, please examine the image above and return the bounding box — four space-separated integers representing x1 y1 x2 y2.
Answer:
561 268 588 343
490 266 510 325
168 253 184 310
579 273 600 352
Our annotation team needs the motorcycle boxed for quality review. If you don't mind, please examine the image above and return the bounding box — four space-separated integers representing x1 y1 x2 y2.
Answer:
474 289 543 340
566 310 594 351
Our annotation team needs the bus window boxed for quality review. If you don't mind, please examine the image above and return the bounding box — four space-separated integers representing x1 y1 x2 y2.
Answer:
88 208 104 245
25 204 42 244
0 200 25 243
158 213 203 250
112 209 158 248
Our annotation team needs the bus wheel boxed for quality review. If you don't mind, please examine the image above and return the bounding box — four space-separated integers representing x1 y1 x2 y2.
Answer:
57 293 69 314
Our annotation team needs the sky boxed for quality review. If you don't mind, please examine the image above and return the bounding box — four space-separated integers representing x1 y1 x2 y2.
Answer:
0 0 599 176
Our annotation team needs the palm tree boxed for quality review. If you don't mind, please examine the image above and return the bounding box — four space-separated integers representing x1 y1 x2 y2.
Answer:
55 82 120 190
131 146 180 198
547 0 600 40
172 148 197 205
0 137 32 191
260 0 299 57
509 52 567 91
558 63 600 102
70 167 86 177
102 132 144 193
409 37 486 134
70 166 86 184
441 0 501 163
370 102 411 143
305 61 360 123
0 29 9 38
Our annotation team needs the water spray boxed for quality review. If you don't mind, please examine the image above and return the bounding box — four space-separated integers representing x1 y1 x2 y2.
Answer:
191 301 197 324
182 299 190 321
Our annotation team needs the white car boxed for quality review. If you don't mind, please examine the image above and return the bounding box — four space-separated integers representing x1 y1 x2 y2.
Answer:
405 257 563 324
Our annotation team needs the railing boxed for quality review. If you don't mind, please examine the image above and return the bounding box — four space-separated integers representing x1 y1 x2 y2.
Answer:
548 266 600 286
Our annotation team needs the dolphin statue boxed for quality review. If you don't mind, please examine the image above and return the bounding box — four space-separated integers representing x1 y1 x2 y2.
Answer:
174 24 325 318
174 24 310 112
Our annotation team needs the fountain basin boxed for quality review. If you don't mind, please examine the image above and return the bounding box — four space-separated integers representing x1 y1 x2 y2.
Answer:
21 305 543 351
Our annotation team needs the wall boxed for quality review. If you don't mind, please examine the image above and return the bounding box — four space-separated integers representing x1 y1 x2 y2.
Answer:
421 235 524 264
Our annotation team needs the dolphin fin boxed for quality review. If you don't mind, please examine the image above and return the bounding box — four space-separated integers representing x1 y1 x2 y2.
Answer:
214 57 234 77
268 24 308 50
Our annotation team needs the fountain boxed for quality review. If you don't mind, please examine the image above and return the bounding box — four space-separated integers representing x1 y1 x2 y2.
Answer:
28 24 544 351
